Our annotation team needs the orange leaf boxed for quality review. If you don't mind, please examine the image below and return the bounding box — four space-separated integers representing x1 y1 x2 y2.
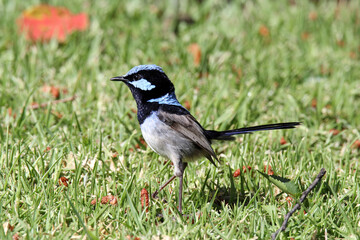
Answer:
184 100 191 110
259 25 270 37
352 140 360 149
311 98 317 108
264 165 274 175
280 137 287 145
17 4 89 42
187 43 201 66
141 188 149 212
50 86 60 99
329 129 340 136
233 169 241 177
59 176 69 187
308 11 317 21
301 32 310 40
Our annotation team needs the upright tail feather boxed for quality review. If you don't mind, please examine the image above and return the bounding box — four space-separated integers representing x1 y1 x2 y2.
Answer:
206 122 301 140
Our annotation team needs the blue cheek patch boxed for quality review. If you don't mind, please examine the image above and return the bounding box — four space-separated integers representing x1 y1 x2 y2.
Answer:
148 92 183 107
129 79 156 91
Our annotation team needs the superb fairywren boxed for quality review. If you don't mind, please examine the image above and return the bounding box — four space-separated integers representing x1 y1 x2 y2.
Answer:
111 64 299 213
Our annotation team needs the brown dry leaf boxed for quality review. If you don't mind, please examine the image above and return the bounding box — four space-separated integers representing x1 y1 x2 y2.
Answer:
311 98 317 108
59 177 69 187
44 146 51 152
50 86 60 99
336 40 345 47
90 199 97 205
329 129 340 136
12 233 20 240
233 169 241 177
280 137 287 145
264 165 274 175
301 32 310 40
41 84 51 93
233 166 252 177
352 140 360 149
259 25 270 37
349 51 357 59
231 65 243 80
286 196 293 207
141 188 149 212
109 197 118 205
3 222 15 235
308 11 318 21
101 195 117 205
184 100 191 110
187 43 201 66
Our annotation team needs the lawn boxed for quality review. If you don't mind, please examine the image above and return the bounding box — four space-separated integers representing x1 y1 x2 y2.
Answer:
1 0 360 239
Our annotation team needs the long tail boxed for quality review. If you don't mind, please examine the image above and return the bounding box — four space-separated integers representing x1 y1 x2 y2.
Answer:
206 122 301 140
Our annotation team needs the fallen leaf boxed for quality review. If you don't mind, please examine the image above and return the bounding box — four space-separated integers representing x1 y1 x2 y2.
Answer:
349 51 357 59
311 98 317 108
233 166 252 177
308 11 318 21
50 86 60 99
12 233 19 240
280 137 287 145
141 188 149 212
184 100 191 110
264 165 274 175
352 140 360 149
329 129 340 136
233 169 241 177
109 197 118 205
112 152 119 159
187 43 201 66
59 176 69 187
301 32 310 40
90 199 97 205
44 146 51 152
336 40 345 47
259 25 270 37
231 65 243 79
286 196 293 207
17 4 89 42
101 195 117 205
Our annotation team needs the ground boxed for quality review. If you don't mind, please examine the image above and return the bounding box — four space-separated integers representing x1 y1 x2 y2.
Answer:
0 0 359 239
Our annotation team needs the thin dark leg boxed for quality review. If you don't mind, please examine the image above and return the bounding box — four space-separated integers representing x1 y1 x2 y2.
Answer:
152 175 176 199
178 173 183 213
178 162 187 214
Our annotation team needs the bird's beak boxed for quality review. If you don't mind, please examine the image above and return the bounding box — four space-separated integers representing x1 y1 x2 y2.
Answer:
110 76 126 81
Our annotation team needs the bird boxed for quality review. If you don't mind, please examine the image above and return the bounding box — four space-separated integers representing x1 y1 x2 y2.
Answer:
111 64 300 213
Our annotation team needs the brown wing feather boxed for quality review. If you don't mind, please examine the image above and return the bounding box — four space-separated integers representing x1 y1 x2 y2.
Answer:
157 109 218 165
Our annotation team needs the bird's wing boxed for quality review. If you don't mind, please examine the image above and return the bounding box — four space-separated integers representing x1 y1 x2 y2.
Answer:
157 108 218 165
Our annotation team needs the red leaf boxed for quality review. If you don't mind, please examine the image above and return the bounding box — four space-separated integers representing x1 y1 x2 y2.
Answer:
264 165 274 175
329 129 340 136
17 4 89 42
187 43 201 66
141 188 149 212
259 25 270 37
352 140 360 149
280 137 287 145
308 11 318 21
59 176 69 187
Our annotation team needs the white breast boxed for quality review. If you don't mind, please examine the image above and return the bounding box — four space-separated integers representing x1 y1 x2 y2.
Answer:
140 112 203 163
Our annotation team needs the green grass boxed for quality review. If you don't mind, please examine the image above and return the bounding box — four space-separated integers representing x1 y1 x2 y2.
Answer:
1 0 360 239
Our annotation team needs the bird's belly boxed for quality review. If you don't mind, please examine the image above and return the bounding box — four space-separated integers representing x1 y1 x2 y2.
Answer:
140 112 202 162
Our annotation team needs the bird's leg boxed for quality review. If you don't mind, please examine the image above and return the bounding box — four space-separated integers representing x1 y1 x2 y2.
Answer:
178 162 187 214
152 175 176 199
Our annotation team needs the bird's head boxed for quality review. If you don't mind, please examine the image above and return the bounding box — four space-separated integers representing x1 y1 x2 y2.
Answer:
111 65 176 105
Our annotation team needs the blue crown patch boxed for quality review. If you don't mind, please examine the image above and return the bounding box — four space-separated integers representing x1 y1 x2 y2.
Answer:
125 64 164 77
